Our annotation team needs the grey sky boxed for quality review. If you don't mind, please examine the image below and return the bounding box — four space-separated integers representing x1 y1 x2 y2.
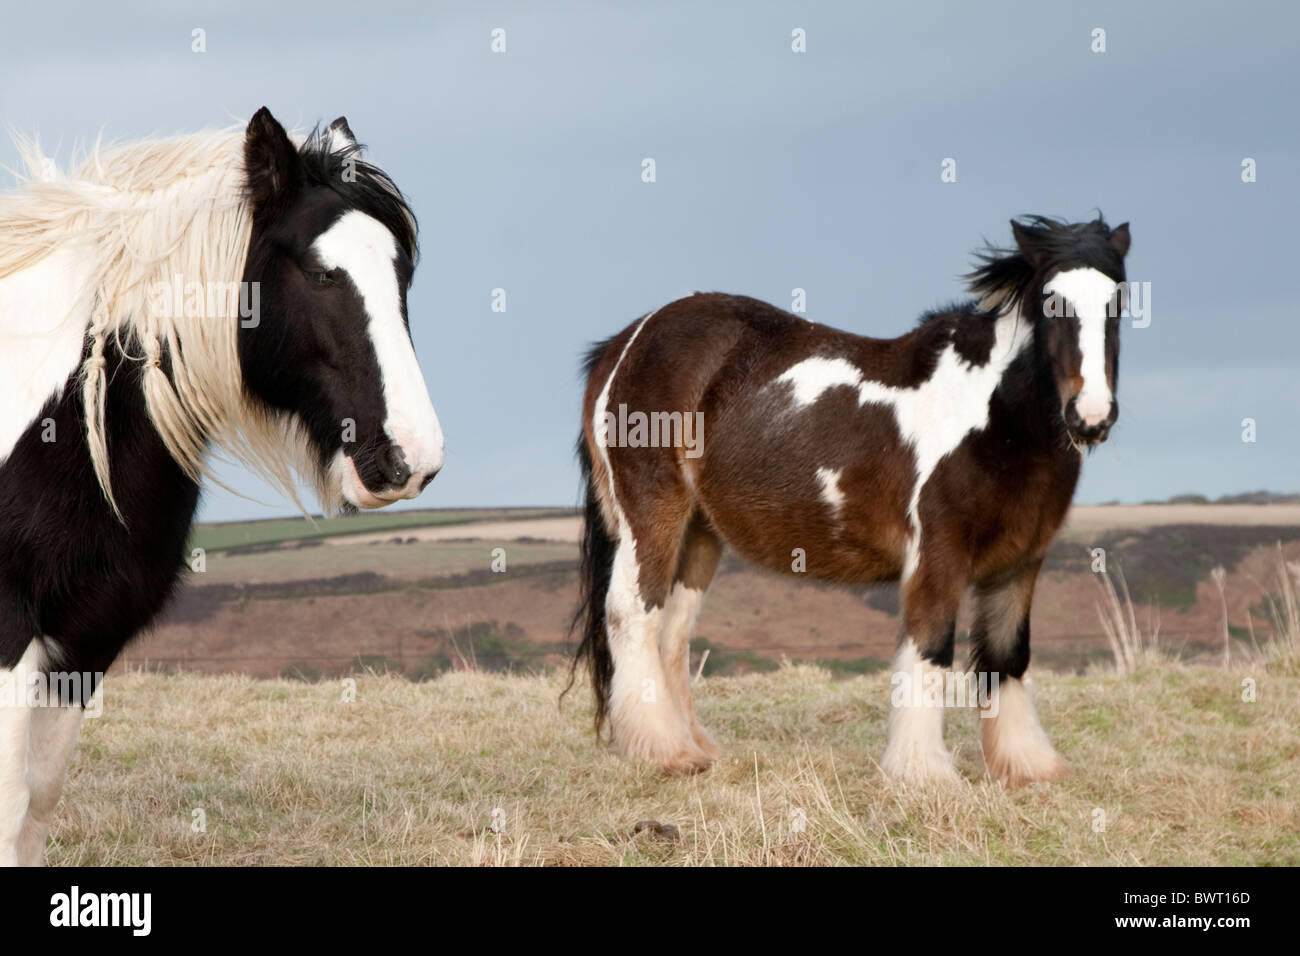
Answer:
3 1 1296 522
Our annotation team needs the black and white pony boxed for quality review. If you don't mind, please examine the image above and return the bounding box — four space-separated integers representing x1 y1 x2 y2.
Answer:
572 216 1129 785
0 108 443 865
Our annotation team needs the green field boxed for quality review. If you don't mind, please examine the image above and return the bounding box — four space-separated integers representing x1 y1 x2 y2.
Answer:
188 507 575 553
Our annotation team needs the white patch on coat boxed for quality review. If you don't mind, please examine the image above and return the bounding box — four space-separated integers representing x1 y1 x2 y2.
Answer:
313 211 444 500
815 466 845 514
776 309 1032 578
0 247 94 464
778 356 861 405
880 639 959 783
1044 267 1117 426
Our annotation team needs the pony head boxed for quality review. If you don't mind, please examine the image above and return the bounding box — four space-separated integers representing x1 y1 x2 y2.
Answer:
239 107 443 510
969 215 1130 447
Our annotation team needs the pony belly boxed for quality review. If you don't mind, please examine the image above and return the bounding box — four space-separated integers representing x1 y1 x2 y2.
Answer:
703 499 907 584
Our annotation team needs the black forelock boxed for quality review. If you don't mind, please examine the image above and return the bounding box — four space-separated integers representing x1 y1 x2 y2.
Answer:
964 215 1125 307
299 126 419 264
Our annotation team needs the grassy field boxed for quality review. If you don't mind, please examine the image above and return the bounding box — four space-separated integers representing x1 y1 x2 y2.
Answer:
49 659 1299 866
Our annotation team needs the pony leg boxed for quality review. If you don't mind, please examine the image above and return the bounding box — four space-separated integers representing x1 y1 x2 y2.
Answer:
0 642 41 867
659 515 724 760
880 559 964 784
970 565 1067 786
18 702 85 866
605 523 713 774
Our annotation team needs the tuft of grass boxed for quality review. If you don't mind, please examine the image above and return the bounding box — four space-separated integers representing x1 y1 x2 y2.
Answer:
46 662 1300 866
1093 559 1165 675
1258 545 1300 675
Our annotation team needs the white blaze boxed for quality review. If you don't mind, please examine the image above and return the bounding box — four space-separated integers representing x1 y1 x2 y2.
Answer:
313 211 443 502
1043 267 1117 427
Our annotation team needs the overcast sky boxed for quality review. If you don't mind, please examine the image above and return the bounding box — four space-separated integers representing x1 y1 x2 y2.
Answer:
3 1 1296 522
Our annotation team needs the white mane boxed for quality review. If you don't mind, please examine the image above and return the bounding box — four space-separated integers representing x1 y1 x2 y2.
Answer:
0 128 338 518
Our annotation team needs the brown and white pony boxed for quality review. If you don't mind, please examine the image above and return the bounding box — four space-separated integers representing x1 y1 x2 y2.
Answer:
571 216 1130 785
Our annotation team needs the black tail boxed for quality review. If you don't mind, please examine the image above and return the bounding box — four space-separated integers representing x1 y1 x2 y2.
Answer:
565 435 617 737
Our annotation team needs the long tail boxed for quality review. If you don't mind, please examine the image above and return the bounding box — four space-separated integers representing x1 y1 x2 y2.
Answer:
566 435 616 737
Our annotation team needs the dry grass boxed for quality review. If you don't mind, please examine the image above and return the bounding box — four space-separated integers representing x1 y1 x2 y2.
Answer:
1093 560 1166 675
47 660 1299 866
1257 545 1300 675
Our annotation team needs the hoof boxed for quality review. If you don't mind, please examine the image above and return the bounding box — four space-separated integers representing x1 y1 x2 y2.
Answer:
988 750 1069 789
691 722 726 762
880 744 962 785
613 725 715 775
980 676 1068 788
658 743 715 775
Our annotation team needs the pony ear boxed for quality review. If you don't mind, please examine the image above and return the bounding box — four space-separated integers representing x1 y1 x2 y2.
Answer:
1109 222 1131 258
244 107 302 219
1009 219 1046 268
325 116 357 149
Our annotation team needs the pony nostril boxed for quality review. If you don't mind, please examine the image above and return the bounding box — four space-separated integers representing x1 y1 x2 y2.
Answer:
379 444 411 488
420 470 438 490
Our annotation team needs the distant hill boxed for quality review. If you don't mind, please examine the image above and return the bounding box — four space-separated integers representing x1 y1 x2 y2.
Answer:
1146 491 1300 506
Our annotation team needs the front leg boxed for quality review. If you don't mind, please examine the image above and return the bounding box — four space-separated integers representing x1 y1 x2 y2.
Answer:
19 701 85 866
0 642 41 867
969 562 1068 787
880 558 965 784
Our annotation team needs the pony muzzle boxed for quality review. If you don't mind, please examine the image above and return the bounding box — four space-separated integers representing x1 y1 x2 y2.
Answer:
341 437 442 509
1064 393 1116 445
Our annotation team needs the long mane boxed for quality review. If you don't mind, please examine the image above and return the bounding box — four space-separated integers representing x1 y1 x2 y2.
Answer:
0 126 407 519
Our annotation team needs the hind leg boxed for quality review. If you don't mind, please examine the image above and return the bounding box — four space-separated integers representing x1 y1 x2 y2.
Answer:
604 487 713 773
659 514 724 760
606 544 711 773
970 563 1067 787
880 553 965 784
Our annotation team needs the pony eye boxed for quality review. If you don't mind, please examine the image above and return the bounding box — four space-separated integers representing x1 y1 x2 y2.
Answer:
309 270 336 287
